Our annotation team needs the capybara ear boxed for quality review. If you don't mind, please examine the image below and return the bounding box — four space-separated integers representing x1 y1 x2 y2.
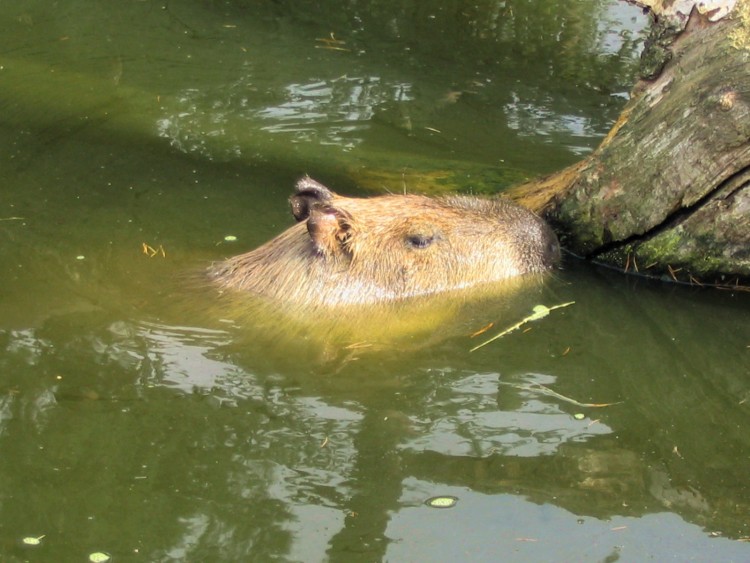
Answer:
306 205 352 256
290 176 335 221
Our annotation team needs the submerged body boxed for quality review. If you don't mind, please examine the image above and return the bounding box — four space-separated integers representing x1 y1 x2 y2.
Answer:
209 177 560 308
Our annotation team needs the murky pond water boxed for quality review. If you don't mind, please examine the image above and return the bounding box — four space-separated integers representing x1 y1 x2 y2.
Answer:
2 1 749 561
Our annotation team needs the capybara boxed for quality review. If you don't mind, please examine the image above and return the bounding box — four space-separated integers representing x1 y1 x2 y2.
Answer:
209 176 560 308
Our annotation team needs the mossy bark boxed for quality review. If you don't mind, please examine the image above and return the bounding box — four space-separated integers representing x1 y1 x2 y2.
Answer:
510 3 750 285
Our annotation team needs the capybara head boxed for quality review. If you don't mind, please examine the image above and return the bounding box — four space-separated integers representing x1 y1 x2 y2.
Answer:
209 176 560 308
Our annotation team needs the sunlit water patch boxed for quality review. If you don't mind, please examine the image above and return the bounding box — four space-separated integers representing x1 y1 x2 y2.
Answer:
402 371 612 458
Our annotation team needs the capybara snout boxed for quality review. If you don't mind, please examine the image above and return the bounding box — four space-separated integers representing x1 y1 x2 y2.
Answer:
209 176 560 307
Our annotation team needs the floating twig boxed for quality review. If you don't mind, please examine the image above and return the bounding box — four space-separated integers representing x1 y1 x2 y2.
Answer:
142 242 166 258
470 301 575 352
498 381 622 408
315 33 350 51
469 322 494 338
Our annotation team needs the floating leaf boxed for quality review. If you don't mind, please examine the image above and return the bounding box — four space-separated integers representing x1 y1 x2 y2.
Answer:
425 495 458 509
224 235 238 242
22 535 45 546
89 552 111 562
528 305 551 320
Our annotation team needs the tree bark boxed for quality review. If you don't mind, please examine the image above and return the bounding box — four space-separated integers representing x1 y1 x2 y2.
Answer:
509 0 750 287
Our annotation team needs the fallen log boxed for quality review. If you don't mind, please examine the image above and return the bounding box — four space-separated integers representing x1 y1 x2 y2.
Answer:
508 0 750 287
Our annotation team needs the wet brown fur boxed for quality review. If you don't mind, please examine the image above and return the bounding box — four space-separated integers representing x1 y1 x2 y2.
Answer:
209 177 560 308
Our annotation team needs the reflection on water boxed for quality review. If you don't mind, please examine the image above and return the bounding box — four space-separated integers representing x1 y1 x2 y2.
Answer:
157 75 415 159
258 77 414 146
2 0 750 561
1 249 750 562
387 489 750 562
128 322 235 393
1 266 749 561
505 90 606 156
402 371 612 458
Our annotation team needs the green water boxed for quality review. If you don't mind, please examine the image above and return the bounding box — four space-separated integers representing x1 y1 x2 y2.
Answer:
1 1 750 561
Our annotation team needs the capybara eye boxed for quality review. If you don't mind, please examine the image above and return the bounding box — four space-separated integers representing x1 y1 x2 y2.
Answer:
406 234 434 249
